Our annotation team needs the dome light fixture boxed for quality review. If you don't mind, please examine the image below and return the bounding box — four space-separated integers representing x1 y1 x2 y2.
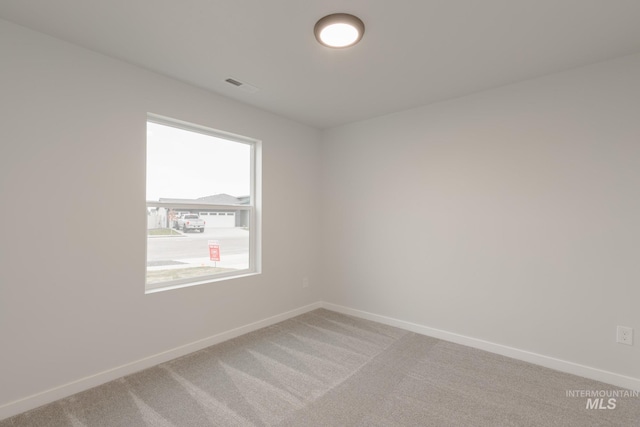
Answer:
314 13 365 48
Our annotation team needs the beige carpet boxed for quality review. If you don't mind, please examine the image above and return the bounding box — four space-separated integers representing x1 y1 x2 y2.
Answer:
2 309 639 426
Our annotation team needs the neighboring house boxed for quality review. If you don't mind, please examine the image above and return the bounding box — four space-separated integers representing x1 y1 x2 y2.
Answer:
154 194 250 228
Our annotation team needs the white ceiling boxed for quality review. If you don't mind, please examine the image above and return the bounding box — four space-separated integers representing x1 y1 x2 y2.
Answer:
2 1 640 129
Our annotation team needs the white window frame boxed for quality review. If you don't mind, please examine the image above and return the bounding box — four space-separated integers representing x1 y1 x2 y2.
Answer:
145 113 261 293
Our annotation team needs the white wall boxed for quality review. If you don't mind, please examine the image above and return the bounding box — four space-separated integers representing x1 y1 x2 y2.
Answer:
0 18 321 410
321 54 640 381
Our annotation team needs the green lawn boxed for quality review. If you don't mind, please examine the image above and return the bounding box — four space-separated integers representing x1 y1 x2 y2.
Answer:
147 228 182 236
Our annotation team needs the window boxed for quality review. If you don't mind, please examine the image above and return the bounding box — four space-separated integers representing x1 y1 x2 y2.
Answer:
145 114 260 293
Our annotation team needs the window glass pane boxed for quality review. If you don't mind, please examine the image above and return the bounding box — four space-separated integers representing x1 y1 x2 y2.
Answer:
146 121 250 201
146 119 254 290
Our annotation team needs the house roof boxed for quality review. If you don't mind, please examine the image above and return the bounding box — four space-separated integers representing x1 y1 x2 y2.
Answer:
196 194 243 205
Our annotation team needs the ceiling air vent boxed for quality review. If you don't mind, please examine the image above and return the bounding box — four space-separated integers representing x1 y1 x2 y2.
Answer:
225 78 242 86
224 77 260 94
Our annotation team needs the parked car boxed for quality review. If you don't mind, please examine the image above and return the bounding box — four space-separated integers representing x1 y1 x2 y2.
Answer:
176 214 205 233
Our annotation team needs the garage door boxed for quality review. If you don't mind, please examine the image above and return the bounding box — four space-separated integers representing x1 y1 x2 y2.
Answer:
200 212 235 228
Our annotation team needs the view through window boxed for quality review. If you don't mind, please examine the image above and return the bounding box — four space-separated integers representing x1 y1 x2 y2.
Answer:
146 115 258 292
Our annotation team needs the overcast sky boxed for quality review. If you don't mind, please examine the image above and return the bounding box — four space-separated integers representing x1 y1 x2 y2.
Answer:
146 121 250 201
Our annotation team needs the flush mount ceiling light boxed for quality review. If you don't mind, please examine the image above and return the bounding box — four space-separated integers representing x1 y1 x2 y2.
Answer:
314 13 365 48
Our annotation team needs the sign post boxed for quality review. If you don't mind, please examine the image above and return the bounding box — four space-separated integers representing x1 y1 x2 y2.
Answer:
208 240 220 266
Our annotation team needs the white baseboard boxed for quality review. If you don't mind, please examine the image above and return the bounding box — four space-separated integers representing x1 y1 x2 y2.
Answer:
321 302 640 392
0 302 322 421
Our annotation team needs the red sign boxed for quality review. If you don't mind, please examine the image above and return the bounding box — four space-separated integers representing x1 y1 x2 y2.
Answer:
208 240 220 262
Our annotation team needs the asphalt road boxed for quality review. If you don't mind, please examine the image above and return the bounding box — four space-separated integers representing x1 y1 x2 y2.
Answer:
146 227 249 262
